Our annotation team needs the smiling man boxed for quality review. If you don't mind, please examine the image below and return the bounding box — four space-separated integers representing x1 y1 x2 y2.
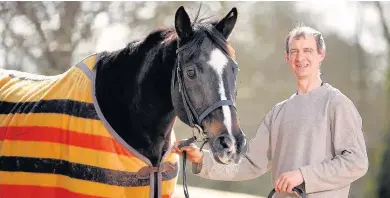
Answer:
174 24 369 198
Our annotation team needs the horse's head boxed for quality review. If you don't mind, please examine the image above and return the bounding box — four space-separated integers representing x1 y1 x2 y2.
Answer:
171 6 247 164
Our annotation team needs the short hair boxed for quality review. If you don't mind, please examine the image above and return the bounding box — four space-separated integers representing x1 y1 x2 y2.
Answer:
285 23 326 54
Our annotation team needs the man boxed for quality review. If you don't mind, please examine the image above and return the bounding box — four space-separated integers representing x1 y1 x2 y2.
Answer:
173 24 369 198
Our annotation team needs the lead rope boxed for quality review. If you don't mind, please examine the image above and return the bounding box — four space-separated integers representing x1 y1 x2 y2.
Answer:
183 151 191 198
182 151 189 198
180 138 208 198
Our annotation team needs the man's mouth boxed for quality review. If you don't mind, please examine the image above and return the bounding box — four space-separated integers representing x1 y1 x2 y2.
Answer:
296 64 308 68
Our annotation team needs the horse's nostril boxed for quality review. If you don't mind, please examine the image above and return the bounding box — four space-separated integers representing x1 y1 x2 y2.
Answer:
214 134 235 151
218 136 230 149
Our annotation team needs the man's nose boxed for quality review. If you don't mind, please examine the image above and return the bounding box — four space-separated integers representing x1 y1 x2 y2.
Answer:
296 52 304 61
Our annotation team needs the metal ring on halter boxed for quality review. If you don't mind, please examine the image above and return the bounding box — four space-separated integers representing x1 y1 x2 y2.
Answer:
192 124 207 142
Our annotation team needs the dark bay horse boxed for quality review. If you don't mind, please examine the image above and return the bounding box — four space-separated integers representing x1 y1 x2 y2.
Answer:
0 6 247 198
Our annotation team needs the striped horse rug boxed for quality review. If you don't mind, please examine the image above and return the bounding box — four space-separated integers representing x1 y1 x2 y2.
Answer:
0 54 179 198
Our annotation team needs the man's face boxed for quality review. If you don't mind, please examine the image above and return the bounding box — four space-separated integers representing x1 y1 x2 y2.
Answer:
285 35 325 80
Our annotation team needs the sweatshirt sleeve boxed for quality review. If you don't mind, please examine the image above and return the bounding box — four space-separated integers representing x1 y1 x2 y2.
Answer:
299 95 369 193
192 107 274 181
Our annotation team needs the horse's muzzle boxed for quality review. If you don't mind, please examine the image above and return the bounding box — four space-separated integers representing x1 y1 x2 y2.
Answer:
211 132 246 164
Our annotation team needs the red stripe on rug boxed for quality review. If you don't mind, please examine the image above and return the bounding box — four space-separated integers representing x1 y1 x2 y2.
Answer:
0 126 133 157
0 184 104 198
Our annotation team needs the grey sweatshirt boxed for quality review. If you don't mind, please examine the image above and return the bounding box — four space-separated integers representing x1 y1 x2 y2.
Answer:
193 83 368 198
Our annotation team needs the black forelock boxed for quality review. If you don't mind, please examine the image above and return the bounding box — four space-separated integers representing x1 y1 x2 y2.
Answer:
139 14 220 47
178 23 230 62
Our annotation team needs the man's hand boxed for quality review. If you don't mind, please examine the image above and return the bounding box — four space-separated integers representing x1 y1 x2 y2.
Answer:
274 169 304 194
173 141 204 164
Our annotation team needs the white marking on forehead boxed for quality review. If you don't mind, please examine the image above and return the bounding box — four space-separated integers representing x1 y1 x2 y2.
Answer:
208 48 229 75
207 48 232 135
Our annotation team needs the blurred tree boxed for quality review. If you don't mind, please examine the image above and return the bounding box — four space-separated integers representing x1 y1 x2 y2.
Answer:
0 2 111 74
352 3 374 197
374 1 390 198
0 2 208 75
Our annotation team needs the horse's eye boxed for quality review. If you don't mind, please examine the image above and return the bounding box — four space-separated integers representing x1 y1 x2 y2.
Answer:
186 68 196 78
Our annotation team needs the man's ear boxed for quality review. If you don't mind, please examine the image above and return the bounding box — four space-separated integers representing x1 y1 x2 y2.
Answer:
215 7 238 39
319 49 326 62
175 6 193 39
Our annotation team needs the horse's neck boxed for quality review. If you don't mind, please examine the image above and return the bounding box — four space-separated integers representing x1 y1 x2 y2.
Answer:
95 43 177 166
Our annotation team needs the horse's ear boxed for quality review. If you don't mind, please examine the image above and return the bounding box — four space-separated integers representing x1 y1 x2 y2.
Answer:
215 7 238 39
175 6 193 40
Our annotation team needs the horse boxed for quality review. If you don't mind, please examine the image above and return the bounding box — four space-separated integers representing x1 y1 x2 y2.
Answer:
0 6 247 198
